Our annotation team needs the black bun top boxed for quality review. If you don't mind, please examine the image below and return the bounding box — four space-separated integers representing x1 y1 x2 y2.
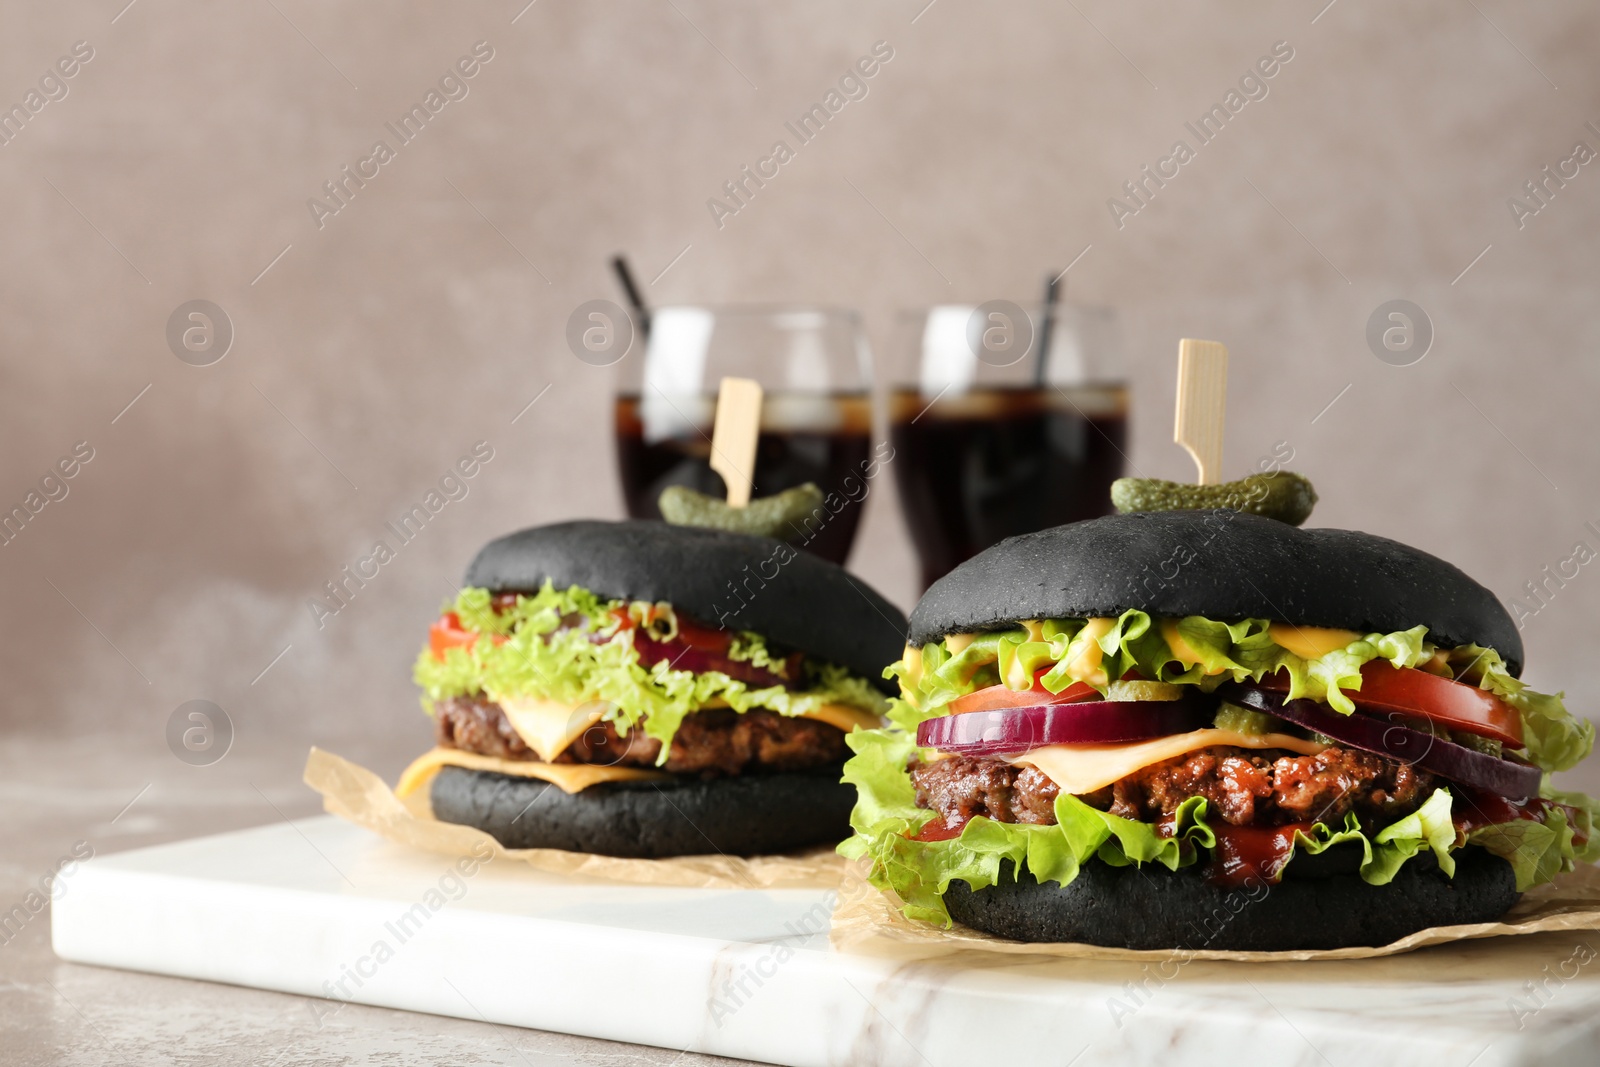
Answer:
909 511 1523 674
464 520 907 691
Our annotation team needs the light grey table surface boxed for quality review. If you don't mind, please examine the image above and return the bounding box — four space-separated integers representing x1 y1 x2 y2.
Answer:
0 732 745 1067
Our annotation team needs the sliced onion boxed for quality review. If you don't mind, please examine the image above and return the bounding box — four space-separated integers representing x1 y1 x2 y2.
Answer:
1224 683 1541 799
916 697 1211 756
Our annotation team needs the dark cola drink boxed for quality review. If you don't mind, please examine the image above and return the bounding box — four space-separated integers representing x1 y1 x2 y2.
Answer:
615 392 872 565
890 383 1128 589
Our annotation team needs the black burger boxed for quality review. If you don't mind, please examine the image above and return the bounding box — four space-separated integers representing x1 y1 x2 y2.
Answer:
400 520 906 858
841 509 1597 950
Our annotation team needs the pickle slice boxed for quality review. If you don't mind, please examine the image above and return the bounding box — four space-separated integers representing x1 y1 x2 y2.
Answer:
1111 471 1317 526
658 483 825 541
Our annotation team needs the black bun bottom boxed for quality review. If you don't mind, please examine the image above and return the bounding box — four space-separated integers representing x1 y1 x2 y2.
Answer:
942 846 1519 951
429 764 854 858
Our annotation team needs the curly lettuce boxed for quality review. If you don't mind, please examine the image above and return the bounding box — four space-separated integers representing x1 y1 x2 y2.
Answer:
841 723 1598 925
1444 643 1593 773
414 583 887 762
891 611 1593 774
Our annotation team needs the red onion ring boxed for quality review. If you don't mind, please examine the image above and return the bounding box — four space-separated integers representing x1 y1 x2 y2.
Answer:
1224 683 1541 800
916 696 1211 756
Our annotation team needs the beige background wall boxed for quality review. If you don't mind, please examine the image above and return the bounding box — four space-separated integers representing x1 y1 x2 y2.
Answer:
3 1 1598 797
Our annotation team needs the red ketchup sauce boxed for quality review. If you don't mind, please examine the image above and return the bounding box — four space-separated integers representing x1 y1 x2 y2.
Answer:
1451 788 1582 845
1201 822 1317 888
911 817 970 842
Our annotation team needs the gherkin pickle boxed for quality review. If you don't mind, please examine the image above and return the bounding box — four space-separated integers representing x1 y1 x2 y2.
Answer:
1213 702 1280 736
1111 471 1317 526
658 482 826 541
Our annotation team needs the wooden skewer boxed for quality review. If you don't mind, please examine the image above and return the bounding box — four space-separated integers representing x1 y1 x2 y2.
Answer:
709 377 763 508
1174 339 1228 485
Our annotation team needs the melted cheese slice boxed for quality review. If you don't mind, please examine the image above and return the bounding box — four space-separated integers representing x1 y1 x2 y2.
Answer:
490 694 884 765
899 644 924 692
1160 618 1230 675
493 695 606 763
944 633 977 654
395 747 670 798
1065 617 1116 686
1268 623 1362 661
1007 729 1328 796
796 703 885 734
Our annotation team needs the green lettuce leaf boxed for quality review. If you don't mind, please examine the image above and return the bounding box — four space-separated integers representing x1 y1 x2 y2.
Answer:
1445 644 1594 772
1464 779 1600 890
890 612 1591 774
1467 809 1573 891
414 582 887 762
1545 781 1600 866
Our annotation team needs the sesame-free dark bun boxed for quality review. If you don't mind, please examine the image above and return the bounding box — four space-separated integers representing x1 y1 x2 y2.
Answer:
429 764 855 857
942 846 1519 950
464 520 907 691
910 511 1523 673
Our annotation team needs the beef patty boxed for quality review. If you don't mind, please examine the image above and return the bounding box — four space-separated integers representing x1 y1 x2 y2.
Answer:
911 745 1436 831
434 693 849 778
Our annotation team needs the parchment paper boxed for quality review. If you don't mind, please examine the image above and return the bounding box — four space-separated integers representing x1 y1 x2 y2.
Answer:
305 747 1600 958
828 857 1600 962
303 747 848 890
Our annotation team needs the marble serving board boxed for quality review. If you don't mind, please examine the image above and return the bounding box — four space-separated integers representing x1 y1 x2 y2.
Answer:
52 816 1600 1067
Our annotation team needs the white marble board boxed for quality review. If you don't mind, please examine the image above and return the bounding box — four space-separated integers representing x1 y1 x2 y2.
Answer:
51 816 1600 1067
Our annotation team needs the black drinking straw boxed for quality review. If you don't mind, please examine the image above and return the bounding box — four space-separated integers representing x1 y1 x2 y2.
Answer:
1033 272 1061 386
610 255 650 340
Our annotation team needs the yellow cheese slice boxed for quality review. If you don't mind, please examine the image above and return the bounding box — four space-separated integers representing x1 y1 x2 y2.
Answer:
1160 618 1229 675
799 703 885 734
900 644 924 692
1268 623 1362 661
394 747 670 798
1007 729 1328 796
1065 617 1116 686
944 632 977 654
492 694 606 763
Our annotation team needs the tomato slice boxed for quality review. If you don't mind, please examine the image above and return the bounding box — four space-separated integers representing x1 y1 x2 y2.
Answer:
673 614 737 654
948 675 1100 715
429 613 474 658
428 613 508 660
1258 661 1523 747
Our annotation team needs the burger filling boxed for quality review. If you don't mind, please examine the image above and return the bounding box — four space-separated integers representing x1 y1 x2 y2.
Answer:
840 611 1600 927
406 582 887 794
434 695 849 776
911 744 1437 829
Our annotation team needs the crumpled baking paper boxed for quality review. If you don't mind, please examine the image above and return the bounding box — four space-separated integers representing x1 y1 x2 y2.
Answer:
827 857 1600 961
303 747 848 890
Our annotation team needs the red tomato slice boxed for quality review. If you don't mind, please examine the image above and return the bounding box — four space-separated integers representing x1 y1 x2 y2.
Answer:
429 613 476 659
611 606 736 655
429 613 508 659
1258 661 1523 747
673 615 737 654
948 675 1099 715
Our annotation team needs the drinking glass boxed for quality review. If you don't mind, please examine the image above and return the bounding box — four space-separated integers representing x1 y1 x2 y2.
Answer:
889 301 1128 589
615 306 873 565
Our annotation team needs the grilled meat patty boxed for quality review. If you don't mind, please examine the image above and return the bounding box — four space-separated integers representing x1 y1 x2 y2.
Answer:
910 745 1436 830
